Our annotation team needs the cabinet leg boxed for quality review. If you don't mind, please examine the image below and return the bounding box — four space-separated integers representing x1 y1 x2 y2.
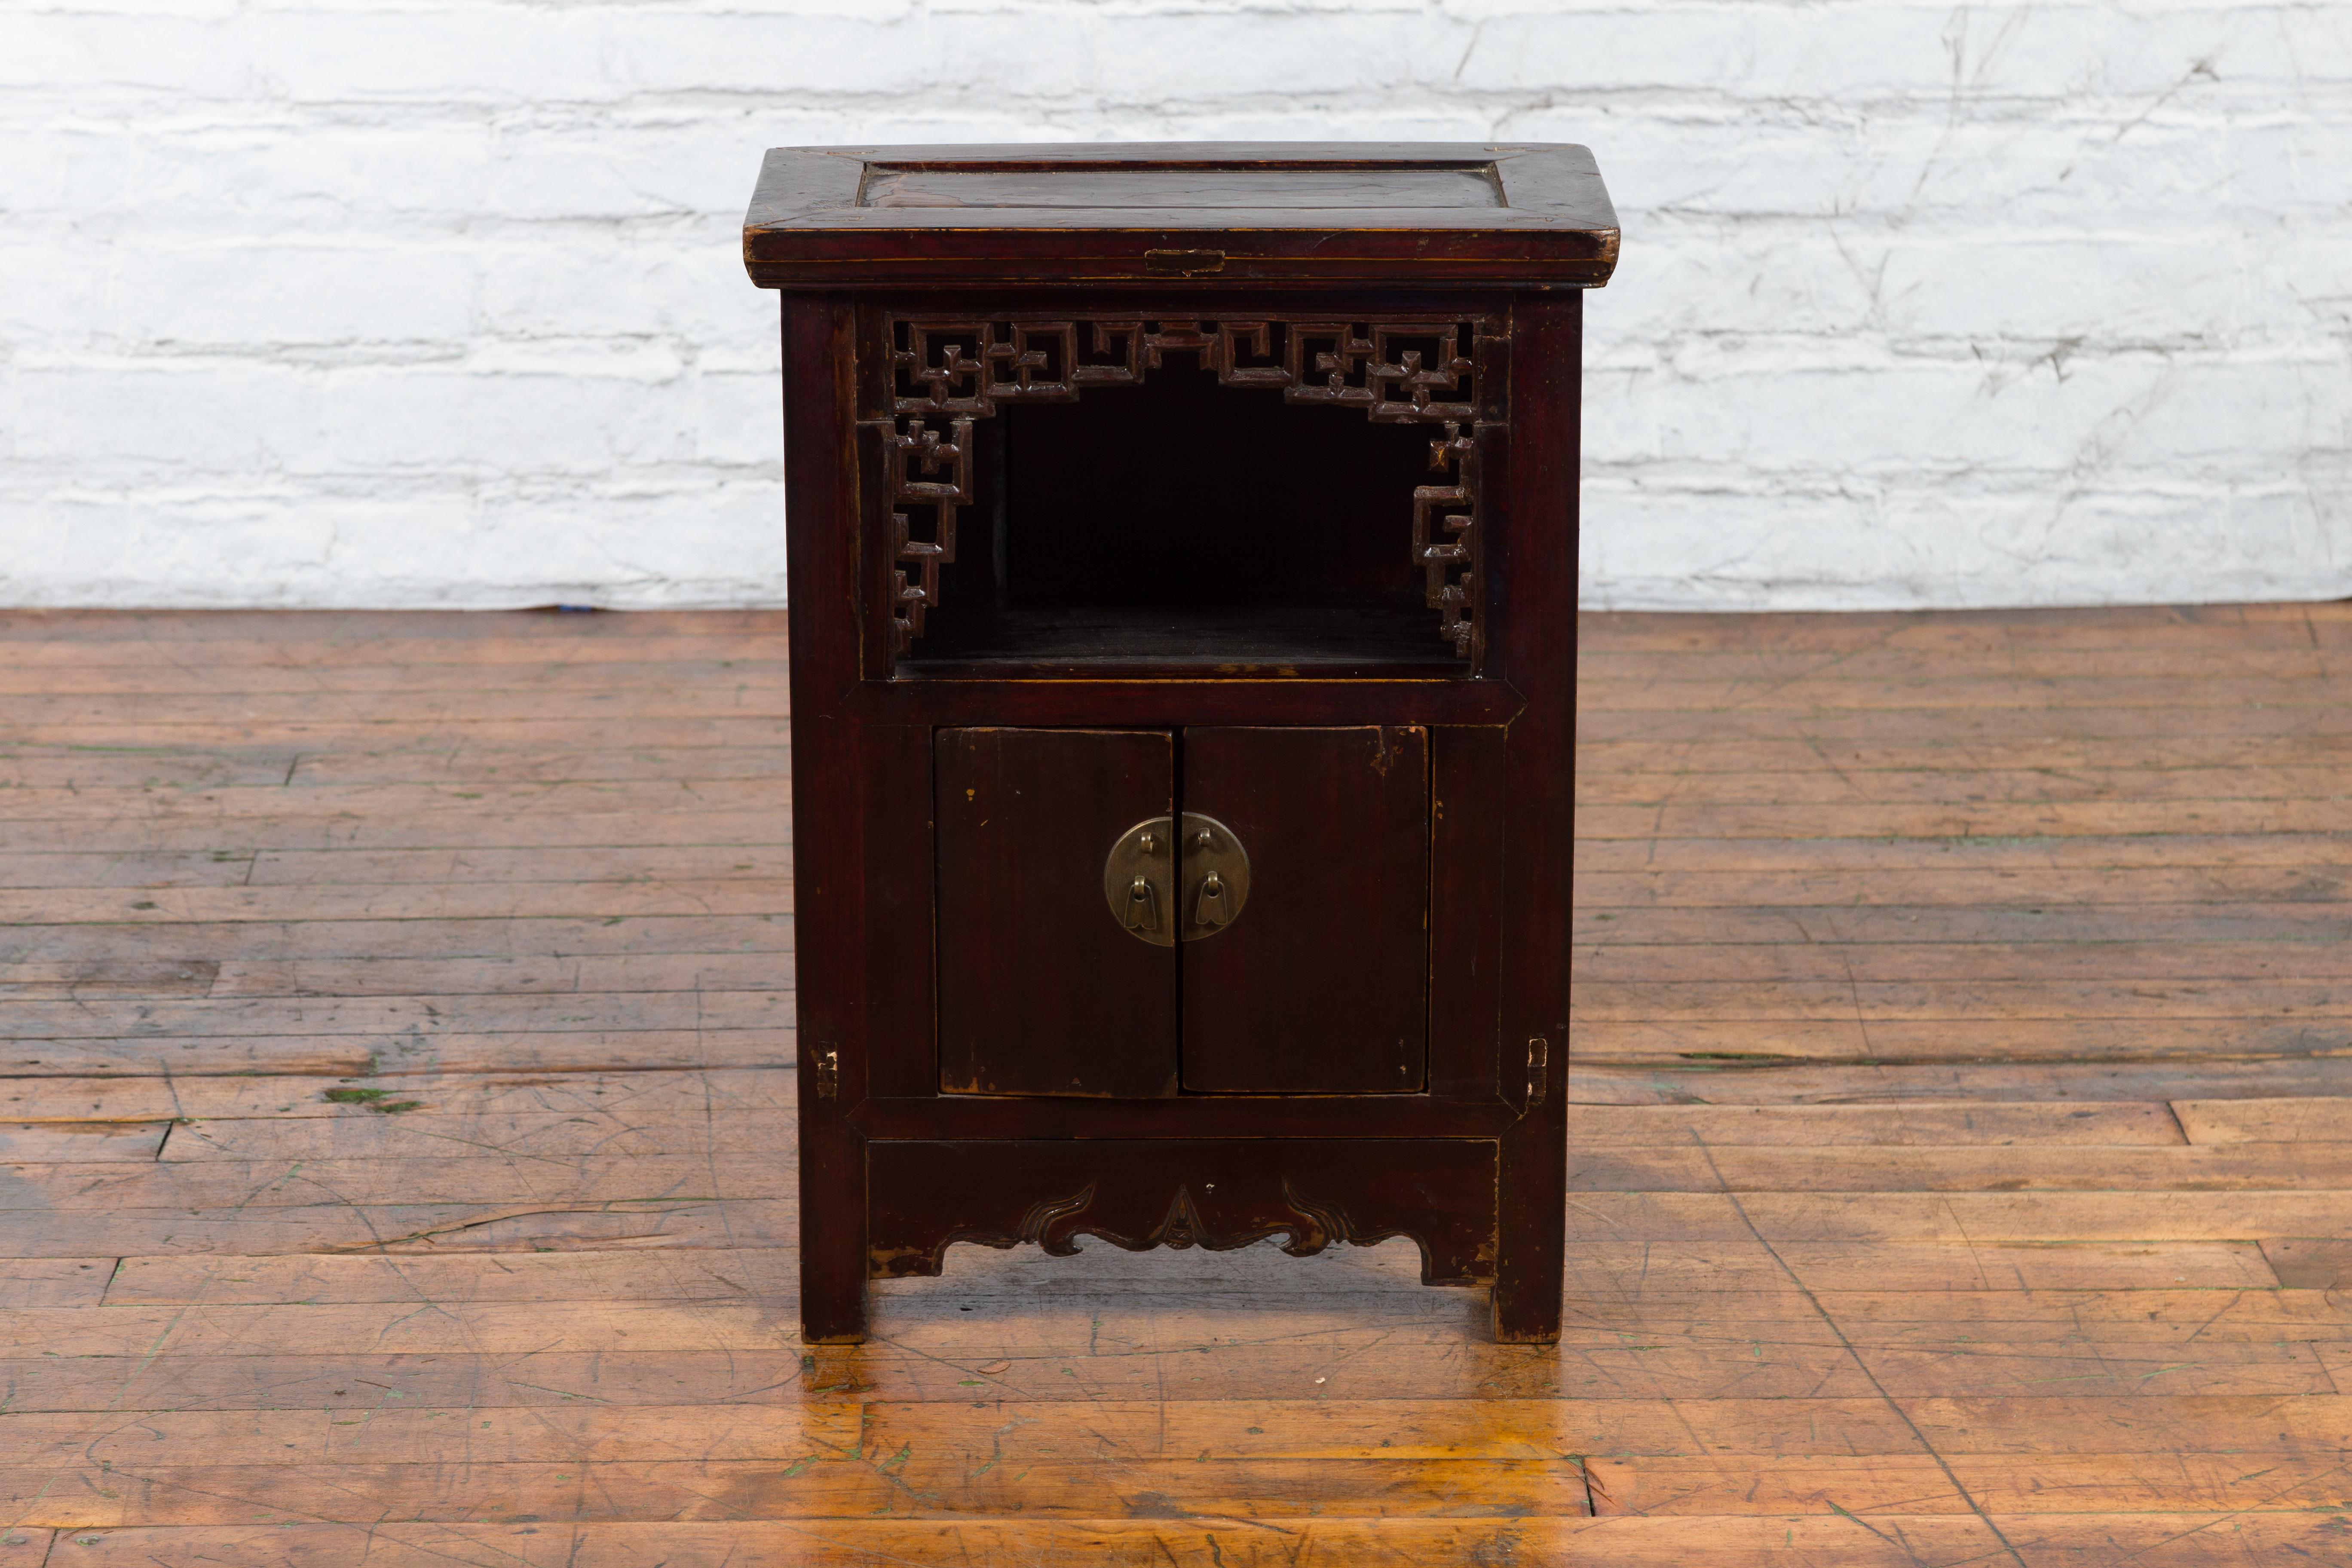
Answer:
1492 1113 1565 1344
1491 1266 1562 1344
800 1250 869 1344
799 1116 869 1344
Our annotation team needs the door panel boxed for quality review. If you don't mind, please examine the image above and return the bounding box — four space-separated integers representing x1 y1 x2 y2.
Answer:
936 728 1178 1098
1180 726 1430 1093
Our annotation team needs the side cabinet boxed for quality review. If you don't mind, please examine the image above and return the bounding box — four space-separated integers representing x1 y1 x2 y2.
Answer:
746 141 1616 1345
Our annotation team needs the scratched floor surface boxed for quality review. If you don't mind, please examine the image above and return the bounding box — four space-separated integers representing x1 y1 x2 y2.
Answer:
2 605 2349 1565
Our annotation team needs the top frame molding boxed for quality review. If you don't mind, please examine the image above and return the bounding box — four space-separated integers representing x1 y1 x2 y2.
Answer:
743 142 1619 291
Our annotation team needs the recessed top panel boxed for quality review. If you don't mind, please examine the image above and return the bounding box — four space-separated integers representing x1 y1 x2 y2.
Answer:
744 142 1617 290
859 163 1505 211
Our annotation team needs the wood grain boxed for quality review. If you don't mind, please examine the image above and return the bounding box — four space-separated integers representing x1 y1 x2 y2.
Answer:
5 603 2349 1563
933 726 1178 1098
1178 725 1431 1093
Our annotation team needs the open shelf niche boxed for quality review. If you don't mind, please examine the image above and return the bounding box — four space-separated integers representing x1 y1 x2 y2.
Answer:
878 318 1494 675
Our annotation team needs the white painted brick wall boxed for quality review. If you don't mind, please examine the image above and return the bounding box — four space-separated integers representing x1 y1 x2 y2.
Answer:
3 0 2347 610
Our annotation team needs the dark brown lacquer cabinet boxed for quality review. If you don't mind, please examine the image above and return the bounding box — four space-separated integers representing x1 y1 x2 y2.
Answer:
742 143 1617 1344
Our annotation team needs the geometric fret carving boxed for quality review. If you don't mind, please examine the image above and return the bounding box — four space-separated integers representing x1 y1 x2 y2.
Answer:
879 317 1494 667
1415 422 1481 659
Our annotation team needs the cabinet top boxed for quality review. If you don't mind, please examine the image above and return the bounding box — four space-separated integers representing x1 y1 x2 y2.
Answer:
742 142 1617 291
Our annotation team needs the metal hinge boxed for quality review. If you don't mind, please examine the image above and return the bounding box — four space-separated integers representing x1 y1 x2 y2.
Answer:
812 1046 839 1100
1526 1037 1549 1106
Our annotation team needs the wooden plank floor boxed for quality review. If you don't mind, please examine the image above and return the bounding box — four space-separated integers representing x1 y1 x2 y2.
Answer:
2 603 2350 1566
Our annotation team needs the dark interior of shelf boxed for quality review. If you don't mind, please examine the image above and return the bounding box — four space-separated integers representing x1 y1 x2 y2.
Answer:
913 358 1465 671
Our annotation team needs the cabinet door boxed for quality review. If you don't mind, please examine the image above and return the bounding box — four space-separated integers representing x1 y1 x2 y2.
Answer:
936 728 1179 1098
1180 726 1430 1093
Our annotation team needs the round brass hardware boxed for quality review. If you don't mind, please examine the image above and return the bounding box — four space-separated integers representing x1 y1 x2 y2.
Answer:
1103 811 1251 945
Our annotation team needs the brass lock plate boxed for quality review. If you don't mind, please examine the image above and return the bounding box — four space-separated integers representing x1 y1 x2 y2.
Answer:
1102 812 1250 946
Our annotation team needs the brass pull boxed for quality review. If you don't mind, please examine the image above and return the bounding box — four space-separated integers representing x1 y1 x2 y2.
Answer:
1192 870 1231 929
1123 873 1161 934
1104 812 1250 945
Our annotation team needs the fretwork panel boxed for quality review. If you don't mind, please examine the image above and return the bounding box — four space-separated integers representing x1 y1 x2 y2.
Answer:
875 317 1497 667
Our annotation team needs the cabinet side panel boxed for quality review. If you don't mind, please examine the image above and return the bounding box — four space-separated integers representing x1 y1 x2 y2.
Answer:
935 727 1179 1098
1181 725 1430 1094
781 292 869 1342
1491 291 1578 1344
